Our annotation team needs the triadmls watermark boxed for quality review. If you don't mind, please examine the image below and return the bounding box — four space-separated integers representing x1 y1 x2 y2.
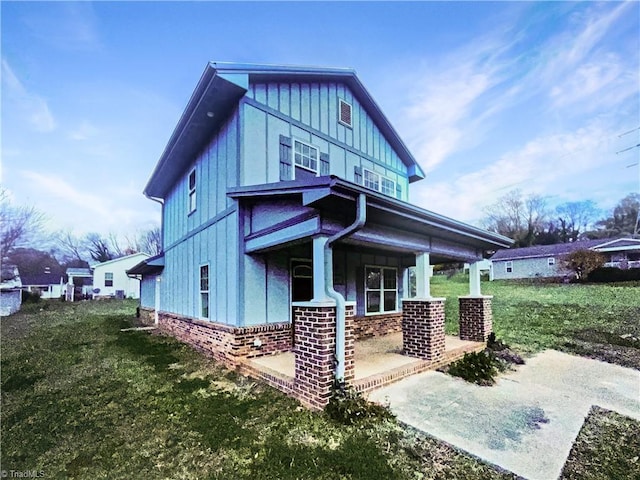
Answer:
1 471 45 478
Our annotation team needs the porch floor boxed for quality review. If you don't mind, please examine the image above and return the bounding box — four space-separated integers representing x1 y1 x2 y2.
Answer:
245 332 484 394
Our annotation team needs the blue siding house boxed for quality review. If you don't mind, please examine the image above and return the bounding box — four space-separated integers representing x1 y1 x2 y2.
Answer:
130 62 511 408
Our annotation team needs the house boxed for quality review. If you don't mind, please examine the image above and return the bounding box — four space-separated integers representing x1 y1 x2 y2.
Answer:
131 62 512 408
92 253 149 299
20 268 65 299
0 264 22 316
65 267 94 300
490 237 640 280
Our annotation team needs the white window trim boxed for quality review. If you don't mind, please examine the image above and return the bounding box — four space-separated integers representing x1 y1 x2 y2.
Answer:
363 168 396 197
188 168 197 215
548 257 556 266
199 263 209 319
338 98 353 128
505 261 513 273
105 272 114 287
292 139 320 177
364 265 399 316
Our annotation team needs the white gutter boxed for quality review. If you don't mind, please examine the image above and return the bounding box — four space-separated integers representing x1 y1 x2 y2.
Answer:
324 193 367 380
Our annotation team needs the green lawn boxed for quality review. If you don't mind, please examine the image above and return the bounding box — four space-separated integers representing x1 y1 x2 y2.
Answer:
431 275 640 369
2 279 639 479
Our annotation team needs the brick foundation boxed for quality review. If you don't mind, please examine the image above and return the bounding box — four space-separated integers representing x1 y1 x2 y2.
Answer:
402 299 446 361
157 312 292 366
139 307 155 326
459 296 493 342
353 312 402 339
293 304 355 409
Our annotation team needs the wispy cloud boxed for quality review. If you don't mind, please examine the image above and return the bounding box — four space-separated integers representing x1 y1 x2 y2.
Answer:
23 2 101 51
68 121 100 141
2 59 56 132
411 122 624 224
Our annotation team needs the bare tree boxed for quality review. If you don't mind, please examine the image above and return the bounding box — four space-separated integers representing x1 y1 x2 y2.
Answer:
0 188 46 256
85 233 114 263
556 200 599 243
56 230 89 263
137 226 162 256
482 189 549 247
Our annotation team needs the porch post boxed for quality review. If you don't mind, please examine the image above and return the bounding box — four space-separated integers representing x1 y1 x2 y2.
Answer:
312 236 329 302
459 261 493 342
415 252 431 298
469 261 481 296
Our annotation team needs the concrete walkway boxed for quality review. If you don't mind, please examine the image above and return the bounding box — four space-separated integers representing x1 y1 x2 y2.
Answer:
368 350 640 480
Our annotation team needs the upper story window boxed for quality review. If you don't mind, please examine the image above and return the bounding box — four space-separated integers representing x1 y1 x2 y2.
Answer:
294 140 319 173
338 99 353 128
105 272 114 287
188 169 196 214
363 169 396 197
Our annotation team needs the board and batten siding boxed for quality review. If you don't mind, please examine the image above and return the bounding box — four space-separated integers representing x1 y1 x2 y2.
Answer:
140 274 157 309
243 82 409 200
160 111 240 323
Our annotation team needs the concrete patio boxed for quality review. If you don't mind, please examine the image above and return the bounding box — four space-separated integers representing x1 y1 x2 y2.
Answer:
244 332 484 393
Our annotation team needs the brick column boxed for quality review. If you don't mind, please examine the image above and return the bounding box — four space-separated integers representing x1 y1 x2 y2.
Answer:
292 303 355 409
459 296 493 342
402 298 446 361
343 304 356 384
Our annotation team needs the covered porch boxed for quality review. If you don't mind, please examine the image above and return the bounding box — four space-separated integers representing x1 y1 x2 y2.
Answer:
230 176 512 408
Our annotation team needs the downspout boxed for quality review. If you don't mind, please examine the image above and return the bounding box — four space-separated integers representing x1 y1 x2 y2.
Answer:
146 194 164 326
325 193 367 380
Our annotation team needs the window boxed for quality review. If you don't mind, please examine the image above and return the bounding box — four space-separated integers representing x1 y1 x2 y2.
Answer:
199 265 209 319
188 169 196 214
338 99 352 128
105 272 114 287
365 266 397 314
505 261 513 273
293 140 319 173
547 257 555 266
363 169 396 198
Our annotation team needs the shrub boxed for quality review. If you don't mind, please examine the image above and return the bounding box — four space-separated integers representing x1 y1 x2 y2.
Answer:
588 267 640 283
325 380 394 425
447 351 498 386
21 290 41 303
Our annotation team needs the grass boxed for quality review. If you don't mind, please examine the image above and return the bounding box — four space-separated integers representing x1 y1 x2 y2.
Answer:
2 277 639 478
1 300 515 479
431 274 640 369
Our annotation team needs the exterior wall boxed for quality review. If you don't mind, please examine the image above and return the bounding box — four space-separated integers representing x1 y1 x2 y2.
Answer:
93 254 147 298
492 256 568 280
242 82 409 201
353 312 402 339
140 275 157 309
0 289 22 316
157 311 292 365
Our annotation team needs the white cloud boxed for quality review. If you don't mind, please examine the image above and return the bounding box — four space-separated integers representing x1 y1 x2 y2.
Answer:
68 121 100 141
1 59 56 132
411 123 622 224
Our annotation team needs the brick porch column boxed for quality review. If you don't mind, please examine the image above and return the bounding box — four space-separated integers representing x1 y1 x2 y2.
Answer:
459 295 493 342
402 298 446 361
292 302 355 409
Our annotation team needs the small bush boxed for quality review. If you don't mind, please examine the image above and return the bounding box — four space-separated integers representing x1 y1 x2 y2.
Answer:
325 380 394 425
21 290 41 304
487 332 525 365
447 351 498 386
588 267 640 283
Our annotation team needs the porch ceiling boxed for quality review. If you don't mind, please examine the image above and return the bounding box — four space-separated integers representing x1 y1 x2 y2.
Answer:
229 176 512 260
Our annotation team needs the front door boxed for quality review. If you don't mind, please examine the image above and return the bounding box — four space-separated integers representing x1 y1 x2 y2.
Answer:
291 260 313 302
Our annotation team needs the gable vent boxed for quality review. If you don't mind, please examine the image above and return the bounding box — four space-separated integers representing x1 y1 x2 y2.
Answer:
339 99 352 128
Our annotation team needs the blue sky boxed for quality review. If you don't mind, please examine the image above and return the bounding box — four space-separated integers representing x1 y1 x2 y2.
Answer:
2 1 639 239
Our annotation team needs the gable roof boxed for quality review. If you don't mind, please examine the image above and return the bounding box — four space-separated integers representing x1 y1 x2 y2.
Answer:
66 268 92 277
490 238 635 261
91 253 150 269
144 62 426 199
21 272 64 287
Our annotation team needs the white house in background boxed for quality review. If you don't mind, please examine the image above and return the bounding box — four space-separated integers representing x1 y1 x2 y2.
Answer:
92 253 149 299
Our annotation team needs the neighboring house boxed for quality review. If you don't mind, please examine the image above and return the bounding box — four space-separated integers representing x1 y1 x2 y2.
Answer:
1 264 22 316
92 253 149 299
21 270 65 299
490 237 640 280
463 259 491 276
66 267 94 300
132 62 512 408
